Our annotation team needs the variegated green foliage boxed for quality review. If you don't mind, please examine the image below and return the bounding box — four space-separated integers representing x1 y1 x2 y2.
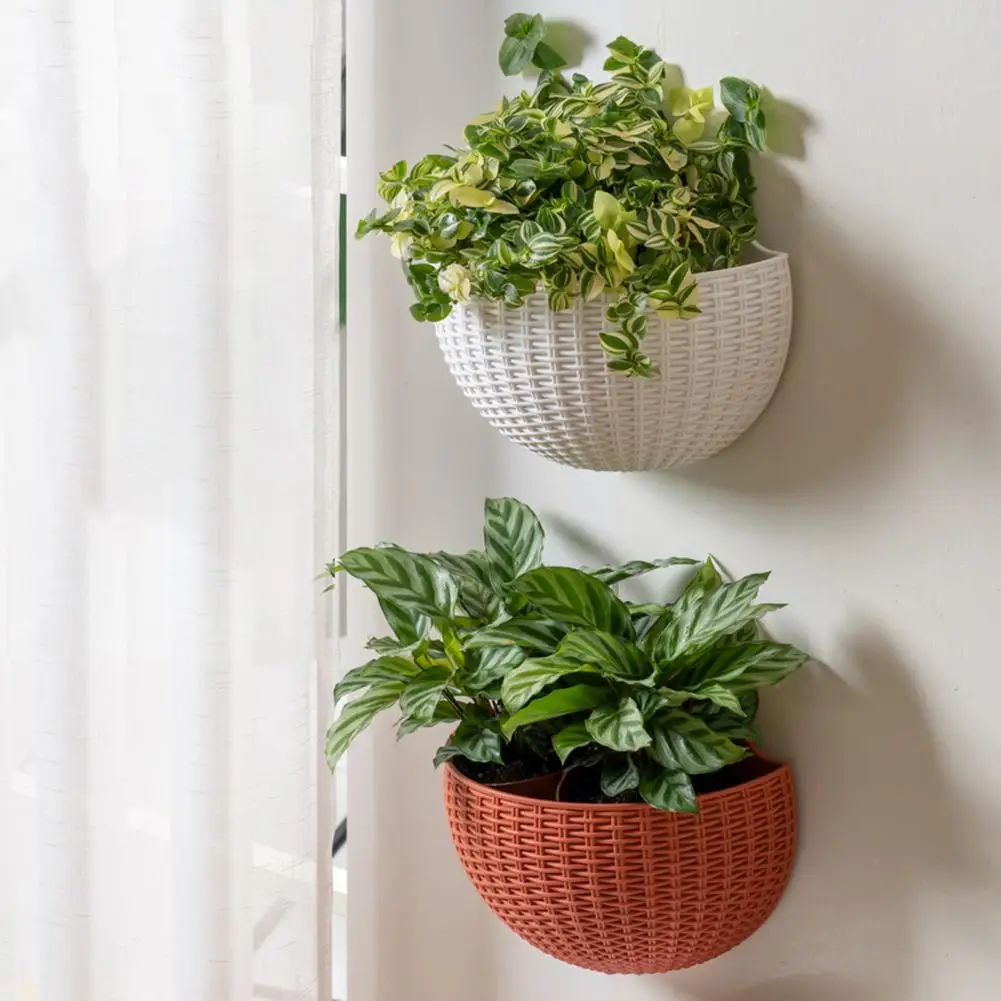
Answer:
357 19 770 377
325 498 809 812
507 555 809 811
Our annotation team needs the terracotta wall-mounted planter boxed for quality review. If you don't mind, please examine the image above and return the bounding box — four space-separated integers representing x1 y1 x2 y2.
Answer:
443 752 796 974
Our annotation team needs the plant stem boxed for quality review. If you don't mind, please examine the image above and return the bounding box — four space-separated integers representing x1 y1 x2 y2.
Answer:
443 690 469 721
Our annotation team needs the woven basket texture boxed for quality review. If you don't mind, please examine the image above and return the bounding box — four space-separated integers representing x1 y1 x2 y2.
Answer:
443 755 796 975
435 252 792 472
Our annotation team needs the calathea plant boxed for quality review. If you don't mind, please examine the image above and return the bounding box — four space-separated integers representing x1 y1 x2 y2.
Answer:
325 498 809 812
357 13 770 377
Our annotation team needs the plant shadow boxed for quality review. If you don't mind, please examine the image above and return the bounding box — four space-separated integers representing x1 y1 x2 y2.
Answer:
761 91 815 160
663 160 1001 505
544 21 596 70
646 622 1001 1001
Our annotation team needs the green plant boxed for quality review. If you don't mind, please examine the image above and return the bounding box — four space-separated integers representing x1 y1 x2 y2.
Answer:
325 498 809 812
357 15 769 377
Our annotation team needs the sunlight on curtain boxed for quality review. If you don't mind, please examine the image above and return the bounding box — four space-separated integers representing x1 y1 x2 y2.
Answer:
0 2 341 999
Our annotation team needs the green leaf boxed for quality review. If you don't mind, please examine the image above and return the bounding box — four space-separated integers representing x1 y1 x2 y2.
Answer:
659 683 744 715
656 572 771 665
509 567 633 635
504 12 545 41
720 77 756 122
450 185 496 208
744 108 768 152
399 667 453 724
337 547 457 620
501 655 601 713
639 765 698 812
688 682 746 714
599 331 631 355
558 629 653 682
326 683 404 768
377 597 430 647
552 720 594 763
483 497 545 584
672 116 704 147
586 557 698 587
593 190 625 230
695 642 809 692
433 743 467 768
427 552 502 623
600 755 640 796
397 699 460 738
466 618 567 652
448 720 505 764
531 40 567 71
499 35 536 76
333 656 419 704
648 709 747 774
502 683 612 738
586 698 651 752
463 645 526 694
365 634 411 655
606 35 641 59
685 559 724 596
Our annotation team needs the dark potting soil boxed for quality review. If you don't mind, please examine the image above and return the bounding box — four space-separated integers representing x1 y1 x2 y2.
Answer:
454 755 558 787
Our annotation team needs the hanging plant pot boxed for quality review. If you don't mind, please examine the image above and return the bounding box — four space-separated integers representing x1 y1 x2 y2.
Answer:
443 749 796 975
435 249 792 472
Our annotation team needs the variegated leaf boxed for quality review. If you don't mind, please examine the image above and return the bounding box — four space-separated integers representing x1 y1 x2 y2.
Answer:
586 556 698 587
659 683 745 715
483 497 545 585
333 656 419 704
601 755 640 796
585 697 651 752
396 700 460 738
558 629 653 682
656 572 771 665
648 709 747 774
427 550 502 623
462 645 526 694
377 597 430 647
501 655 601 712
338 547 457 620
691 641 809 692
325 683 404 768
465 617 567 652
398 667 453 724
639 765 698 812
509 566 633 636
434 721 504 766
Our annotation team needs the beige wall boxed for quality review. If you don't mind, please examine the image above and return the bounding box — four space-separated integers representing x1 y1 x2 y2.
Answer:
347 2 1001 998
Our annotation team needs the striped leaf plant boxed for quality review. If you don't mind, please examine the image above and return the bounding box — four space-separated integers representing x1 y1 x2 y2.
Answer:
325 497 809 812
357 14 771 377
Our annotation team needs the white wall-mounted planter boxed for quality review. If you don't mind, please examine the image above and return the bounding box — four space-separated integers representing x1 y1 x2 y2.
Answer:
435 248 792 471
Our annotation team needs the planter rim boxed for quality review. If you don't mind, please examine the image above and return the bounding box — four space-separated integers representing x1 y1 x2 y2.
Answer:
454 244 789 315
444 749 790 812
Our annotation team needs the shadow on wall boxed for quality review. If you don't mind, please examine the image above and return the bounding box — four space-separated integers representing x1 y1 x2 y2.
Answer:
649 623 1001 1001
665 157 1001 502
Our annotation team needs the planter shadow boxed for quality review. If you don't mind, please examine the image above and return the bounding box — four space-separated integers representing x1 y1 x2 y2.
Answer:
666 162 1001 502
651 623 1001 1000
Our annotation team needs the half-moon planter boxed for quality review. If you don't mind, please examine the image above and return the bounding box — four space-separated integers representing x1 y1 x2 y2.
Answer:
443 752 796 974
435 249 792 472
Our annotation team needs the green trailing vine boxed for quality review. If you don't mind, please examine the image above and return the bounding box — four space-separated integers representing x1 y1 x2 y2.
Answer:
358 15 769 377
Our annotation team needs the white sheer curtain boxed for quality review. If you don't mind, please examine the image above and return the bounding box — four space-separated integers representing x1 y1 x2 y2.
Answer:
0 2 341 1000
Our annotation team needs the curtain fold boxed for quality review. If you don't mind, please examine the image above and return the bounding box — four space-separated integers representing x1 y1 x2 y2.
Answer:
0 2 340 999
